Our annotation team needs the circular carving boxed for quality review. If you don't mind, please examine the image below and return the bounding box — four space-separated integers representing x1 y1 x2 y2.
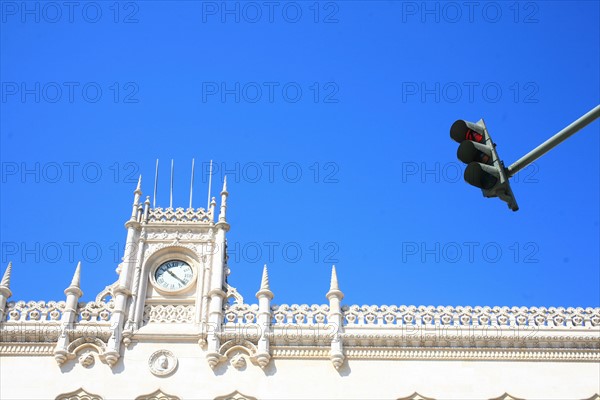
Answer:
148 350 177 376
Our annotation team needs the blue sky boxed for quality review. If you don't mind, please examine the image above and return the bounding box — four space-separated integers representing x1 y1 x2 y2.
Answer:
1 1 598 309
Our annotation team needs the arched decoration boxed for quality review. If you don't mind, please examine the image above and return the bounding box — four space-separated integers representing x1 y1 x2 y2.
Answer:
95 281 118 302
219 339 258 357
55 388 103 400
225 283 244 305
135 389 180 400
489 394 525 400
214 391 257 400
207 339 268 369
143 243 202 267
396 393 435 400
57 338 113 367
67 338 106 355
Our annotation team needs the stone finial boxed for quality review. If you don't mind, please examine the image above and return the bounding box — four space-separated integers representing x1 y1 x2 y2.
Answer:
71 262 81 287
218 176 228 223
330 265 339 291
260 264 270 290
135 175 142 194
326 265 343 300
256 265 274 300
0 262 13 298
221 175 228 195
129 175 143 222
65 262 83 297
1 262 12 288
143 195 151 221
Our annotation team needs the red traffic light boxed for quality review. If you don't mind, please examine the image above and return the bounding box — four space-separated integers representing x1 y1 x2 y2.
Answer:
450 120 485 144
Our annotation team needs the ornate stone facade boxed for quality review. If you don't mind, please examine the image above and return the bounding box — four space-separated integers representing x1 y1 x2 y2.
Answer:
0 177 598 399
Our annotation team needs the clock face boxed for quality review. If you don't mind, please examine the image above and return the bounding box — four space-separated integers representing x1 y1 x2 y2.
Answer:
154 260 194 291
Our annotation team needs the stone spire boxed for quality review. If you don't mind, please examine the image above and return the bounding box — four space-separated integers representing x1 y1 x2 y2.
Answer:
326 265 343 300
218 176 228 223
143 195 151 222
256 264 274 300
130 175 143 221
0 261 12 289
0 262 13 324
55 262 84 365
326 265 345 370
210 196 217 222
64 262 83 298
0 262 13 299
136 174 142 193
255 264 274 368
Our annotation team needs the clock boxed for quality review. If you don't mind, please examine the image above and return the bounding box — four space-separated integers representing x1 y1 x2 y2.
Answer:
153 260 194 292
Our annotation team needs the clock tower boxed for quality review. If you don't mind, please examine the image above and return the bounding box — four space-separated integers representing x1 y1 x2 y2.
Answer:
97 174 232 366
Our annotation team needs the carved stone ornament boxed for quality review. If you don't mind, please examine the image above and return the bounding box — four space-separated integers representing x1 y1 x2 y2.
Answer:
230 352 247 369
78 352 95 368
148 350 177 376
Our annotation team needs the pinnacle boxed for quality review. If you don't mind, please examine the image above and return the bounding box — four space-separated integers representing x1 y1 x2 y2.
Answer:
135 175 142 192
70 262 81 288
0 262 12 287
65 262 83 298
260 264 270 290
222 175 228 194
326 265 343 300
256 264 274 300
329 265 339 292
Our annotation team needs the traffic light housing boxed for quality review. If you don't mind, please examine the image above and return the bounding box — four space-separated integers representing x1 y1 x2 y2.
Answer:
450 119 519 211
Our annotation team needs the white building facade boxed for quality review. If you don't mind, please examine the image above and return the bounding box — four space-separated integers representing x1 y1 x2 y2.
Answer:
1 178 599 400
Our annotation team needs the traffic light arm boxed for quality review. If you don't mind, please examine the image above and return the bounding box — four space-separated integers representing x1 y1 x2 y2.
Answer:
507 104 600 177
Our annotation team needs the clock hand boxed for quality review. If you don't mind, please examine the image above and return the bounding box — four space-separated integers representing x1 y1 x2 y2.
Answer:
167 269 186 285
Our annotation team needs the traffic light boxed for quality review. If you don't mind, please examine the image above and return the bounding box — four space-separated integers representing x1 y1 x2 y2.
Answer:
450 119 519 211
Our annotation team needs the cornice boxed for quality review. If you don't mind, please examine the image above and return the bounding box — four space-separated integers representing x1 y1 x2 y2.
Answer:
0 342 54 356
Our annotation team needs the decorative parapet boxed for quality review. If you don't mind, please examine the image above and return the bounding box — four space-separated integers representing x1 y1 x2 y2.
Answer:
143 304 195 324
224 304 332 326
224 303 259 325
4 301 66 322
223 303 600 330
77 301 114 323
2 301 116 324
4 301 599 331
272 304 330 325
147 207 212 224
342 305 600 328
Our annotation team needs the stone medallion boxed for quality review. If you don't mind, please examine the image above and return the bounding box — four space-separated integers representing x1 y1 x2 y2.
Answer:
148 350 177 376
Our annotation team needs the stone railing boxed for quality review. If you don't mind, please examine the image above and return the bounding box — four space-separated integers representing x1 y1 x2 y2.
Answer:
222 304 600 329
223 303 259 325
77 301 114 323
272 304 330 325
341 305 600 328
147 207 211 224
4 301 65 322
2 301 117 323
6 301 599 330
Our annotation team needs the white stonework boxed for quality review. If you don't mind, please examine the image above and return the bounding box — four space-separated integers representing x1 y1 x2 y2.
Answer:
0 176 599 400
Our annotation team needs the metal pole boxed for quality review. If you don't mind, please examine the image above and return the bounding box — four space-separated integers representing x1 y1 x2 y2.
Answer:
507 104 600 177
